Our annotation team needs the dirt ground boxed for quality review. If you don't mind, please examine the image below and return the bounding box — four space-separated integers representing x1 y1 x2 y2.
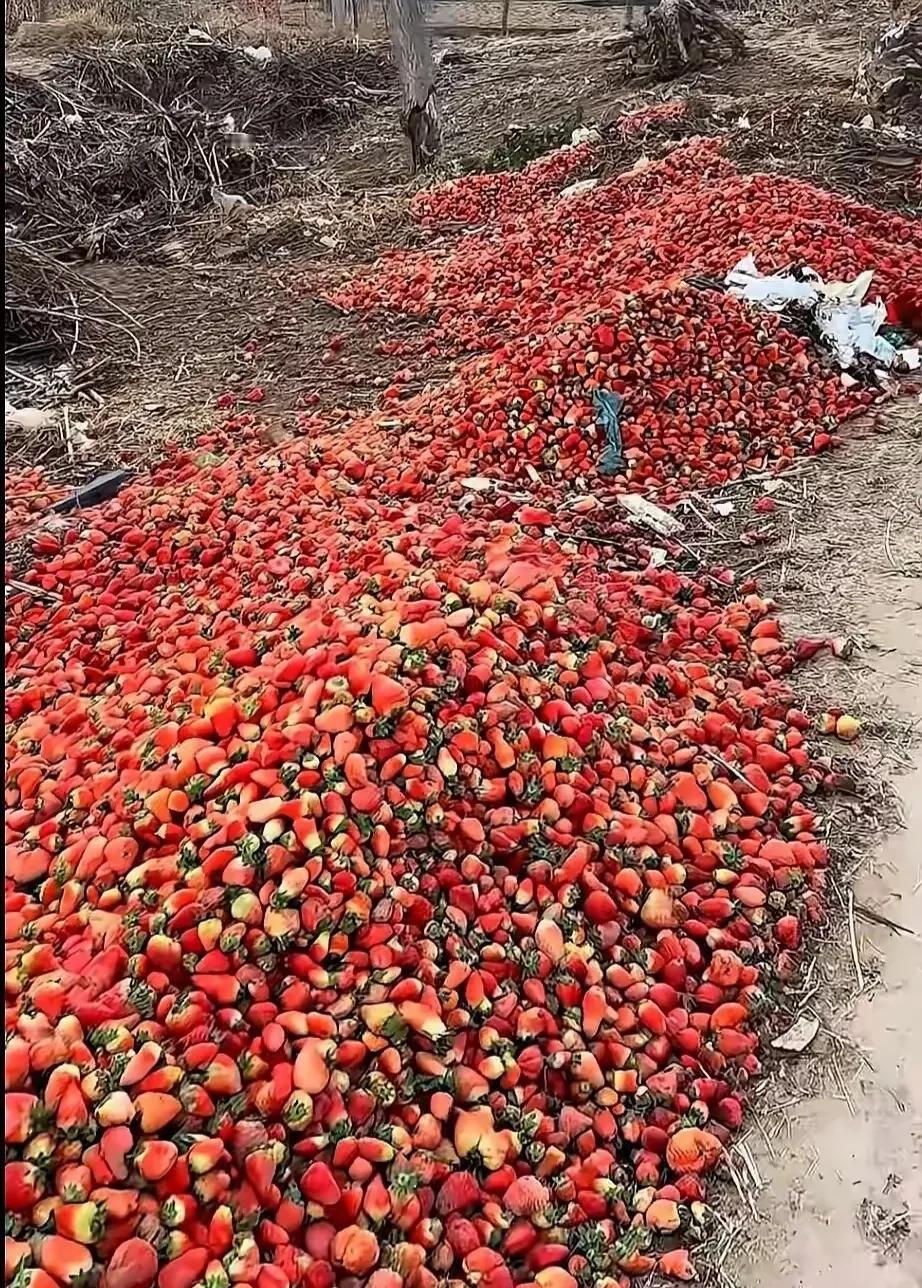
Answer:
683 406 922 1286
748 747 922 1287
5 1 922 1281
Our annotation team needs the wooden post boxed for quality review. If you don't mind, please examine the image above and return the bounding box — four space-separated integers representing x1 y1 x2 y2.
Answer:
501 0 511 35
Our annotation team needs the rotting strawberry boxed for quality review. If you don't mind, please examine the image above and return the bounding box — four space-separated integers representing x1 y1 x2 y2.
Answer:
5 108 892 1288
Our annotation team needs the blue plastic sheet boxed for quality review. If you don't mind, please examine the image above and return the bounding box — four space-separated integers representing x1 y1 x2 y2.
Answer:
593 388 626 477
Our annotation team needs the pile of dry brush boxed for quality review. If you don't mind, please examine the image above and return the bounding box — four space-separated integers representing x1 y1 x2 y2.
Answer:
6 35 392 260
631 0 746 77
856 6 922 119
5 31 392 373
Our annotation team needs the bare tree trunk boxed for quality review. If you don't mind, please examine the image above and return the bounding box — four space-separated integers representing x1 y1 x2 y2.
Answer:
331 0 368 32
855 5 922 117
501 0 511 35
632 0 744 77
384 0 441 173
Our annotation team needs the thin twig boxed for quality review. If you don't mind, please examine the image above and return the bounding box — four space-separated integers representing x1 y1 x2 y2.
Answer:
5 579 63 603
854 902 920 940
884 513 900 570
832 1045 856 1117
700 747 758 792
846 889 865 992
62 406 74 464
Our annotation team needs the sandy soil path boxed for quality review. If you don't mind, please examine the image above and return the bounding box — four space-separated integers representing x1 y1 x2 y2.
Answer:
732 407 922 1286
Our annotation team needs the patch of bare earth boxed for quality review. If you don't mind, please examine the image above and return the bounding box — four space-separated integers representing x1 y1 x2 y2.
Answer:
677 403 922 1286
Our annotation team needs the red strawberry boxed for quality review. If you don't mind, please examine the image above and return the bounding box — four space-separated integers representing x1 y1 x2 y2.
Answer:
5 1038 31 1090
370 673 409 716
103 1238 159 1288
5 1238 31 1280
228 1119 269 1165
19 1272 61 1288
38 1235 93 1283
435 1170 482 1215
134 1140 179 1183
6 1162 45 1212
300 1161 341 1207
207 1206 235 1256
5 1093 38 1144
55 1164 92 1202
445 1215 481 1257
187 1139 226 1175
99 1126 134 1182
54 1201 106 1245
55 1082 90 1132
156 1248 208 1288
244 1148 278 1201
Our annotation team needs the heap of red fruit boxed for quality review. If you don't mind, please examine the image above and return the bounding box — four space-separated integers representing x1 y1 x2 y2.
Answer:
617 102 688 138
6 120 919 1288
336 138 920 359
5 469 69 542
409 143 595 230
353 288 869 501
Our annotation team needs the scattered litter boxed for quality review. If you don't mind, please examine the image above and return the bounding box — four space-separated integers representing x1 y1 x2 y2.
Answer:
593 389 626 476
560 177 600 200
726 255 819 308
820 294 896 370
736 114 751 129
618 494 685 537
460 476 496 492
49 469 135 514
712 499 735 517
243 45 273 67
571 125 601 146
771 1014 820 1053
5 405 58 432
857 1197 913 1262
818 711 861 741
725 255 918 371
